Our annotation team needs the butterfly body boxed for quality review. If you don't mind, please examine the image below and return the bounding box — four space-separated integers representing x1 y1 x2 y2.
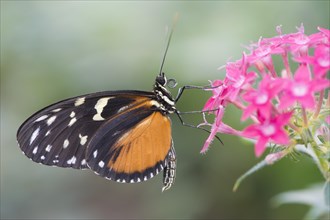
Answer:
17 73 177 191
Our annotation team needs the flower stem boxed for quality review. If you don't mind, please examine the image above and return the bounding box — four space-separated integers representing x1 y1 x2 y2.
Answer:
288 122 301 133
301 107 308 127
231 100 246 110
281 52 292 78
313 90 324 119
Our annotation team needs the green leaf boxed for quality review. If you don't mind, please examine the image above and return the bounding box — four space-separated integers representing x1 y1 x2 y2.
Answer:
272 183 330 220
233 160 268 192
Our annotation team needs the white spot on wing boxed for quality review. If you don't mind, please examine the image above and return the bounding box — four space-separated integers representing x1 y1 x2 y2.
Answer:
74 97 85 106
67 156 77 164
30 127 40 145
40 155 45 160
93 150 98 158
70 111 75 118
47 116 56 126
52 108 62 112
35 115 48 122
81 159 86 165
93 97 112 121
117 105 129 113
68 117 77 126
45 144 52 152
79 134 88 145
32 146 38 154
63 139 69 149
98 160 105 168
45 130 51 136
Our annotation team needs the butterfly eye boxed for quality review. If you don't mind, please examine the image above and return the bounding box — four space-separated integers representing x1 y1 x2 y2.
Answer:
167 78 177 88
156 73 167 86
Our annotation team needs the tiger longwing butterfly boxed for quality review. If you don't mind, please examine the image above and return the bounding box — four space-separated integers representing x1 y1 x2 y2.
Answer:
17 72 179 191
16 22 185 191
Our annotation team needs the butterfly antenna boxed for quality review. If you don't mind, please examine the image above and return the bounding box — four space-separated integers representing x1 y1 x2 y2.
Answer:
159 13 179 76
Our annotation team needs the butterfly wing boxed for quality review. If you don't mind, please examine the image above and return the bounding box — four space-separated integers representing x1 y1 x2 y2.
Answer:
86 105 172 183
16 90 154 169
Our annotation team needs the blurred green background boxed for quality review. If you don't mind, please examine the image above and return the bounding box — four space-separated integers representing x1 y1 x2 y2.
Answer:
1 1 329 219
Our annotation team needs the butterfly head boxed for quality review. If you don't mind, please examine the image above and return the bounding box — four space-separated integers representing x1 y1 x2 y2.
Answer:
156 72 167 86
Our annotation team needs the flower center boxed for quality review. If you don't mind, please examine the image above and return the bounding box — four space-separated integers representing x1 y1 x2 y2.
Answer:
317 57 330 68
261 124 276 137
291 83 308 97
255 92 269 105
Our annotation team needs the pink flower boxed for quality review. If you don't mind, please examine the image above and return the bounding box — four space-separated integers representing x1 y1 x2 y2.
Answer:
201 25 329 158
200 105 224 153
248 38 285 76
200 105 241 153
279 64 329 110
202 25 330 192
299 44 330 78
282 24 325 56
203 80 225 111
312 45 330 77
242 75 283 120
225 53 257 101
242 112 292 157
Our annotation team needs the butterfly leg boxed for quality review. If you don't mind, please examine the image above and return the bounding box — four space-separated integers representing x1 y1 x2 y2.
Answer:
162 142 176 192
175 84 220 103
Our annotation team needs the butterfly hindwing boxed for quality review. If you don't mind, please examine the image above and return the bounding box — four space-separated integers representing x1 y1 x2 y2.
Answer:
86 105 172 183
16 91 154 169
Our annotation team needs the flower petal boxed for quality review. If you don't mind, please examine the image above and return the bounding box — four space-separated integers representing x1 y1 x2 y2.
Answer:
271 130 290 145
255 137 268 157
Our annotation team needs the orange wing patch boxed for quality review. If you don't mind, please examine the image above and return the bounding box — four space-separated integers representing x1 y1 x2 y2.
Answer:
108 112 171 174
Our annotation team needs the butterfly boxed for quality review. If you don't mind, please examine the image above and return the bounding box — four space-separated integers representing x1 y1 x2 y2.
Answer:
16 70 182 191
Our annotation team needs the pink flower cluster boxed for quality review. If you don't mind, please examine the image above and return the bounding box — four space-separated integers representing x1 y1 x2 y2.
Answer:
201 25 330 157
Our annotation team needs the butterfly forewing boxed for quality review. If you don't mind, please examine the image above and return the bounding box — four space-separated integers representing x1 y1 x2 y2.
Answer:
17 91 154 169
